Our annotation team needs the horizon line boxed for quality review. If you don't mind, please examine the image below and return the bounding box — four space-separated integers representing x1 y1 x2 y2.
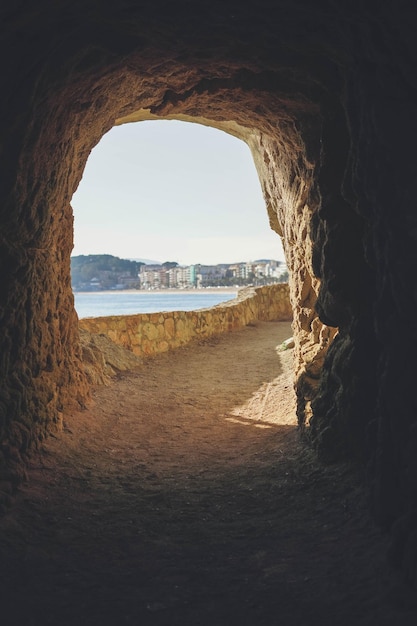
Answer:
71 253 286 266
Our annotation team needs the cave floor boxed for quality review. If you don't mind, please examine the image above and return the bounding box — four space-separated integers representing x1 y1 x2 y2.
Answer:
1 320 416 625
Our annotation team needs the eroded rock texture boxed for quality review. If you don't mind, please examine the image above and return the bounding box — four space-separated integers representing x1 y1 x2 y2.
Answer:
1 0 417 583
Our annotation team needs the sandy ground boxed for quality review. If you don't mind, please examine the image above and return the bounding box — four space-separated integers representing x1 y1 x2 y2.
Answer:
0 320 416 625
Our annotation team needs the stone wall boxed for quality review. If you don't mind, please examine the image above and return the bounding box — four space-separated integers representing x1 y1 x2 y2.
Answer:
79 285 292 358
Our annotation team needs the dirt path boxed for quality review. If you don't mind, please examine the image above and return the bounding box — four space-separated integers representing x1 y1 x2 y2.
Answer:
0 321 416 625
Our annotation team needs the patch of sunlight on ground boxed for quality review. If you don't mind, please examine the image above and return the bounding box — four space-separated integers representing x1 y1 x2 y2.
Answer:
225 372 297 429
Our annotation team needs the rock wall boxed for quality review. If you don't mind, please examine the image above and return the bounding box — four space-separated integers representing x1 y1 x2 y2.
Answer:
247 132 338 428
79 285 292 358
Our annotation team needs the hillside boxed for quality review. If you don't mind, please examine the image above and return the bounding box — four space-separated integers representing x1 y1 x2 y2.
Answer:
71 254 143 291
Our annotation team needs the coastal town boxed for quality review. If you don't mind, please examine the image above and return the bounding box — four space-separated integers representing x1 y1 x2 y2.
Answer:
71 255 289 291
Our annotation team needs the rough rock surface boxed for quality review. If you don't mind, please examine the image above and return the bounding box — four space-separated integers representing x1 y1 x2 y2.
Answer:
0 0 417 585
79 328 143 386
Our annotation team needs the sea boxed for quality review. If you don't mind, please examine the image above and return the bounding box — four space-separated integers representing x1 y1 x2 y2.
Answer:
74 289 239 319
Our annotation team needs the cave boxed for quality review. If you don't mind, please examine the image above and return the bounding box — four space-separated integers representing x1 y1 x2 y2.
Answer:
1 0 417 604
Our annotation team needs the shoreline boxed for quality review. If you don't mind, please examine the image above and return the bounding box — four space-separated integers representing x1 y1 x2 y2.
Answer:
74 287 240 295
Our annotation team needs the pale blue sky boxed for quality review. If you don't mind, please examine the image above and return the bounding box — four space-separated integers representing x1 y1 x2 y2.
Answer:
71 120 285 265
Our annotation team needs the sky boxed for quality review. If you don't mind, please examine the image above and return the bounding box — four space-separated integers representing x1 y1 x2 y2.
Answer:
71 120 285 266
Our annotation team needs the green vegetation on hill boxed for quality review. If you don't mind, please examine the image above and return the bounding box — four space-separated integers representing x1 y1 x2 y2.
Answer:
71 254 143 291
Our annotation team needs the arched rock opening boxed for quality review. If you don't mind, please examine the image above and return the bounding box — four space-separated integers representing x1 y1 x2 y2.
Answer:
1 1 417 583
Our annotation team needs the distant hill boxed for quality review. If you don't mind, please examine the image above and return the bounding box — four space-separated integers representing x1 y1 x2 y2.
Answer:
71 254 144 291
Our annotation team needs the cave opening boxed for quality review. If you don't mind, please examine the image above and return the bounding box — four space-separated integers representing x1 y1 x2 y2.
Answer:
67 106 320 435
70 116 299 429
70 118 287 309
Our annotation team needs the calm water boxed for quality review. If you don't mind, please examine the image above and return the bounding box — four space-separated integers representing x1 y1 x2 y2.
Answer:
74 290 238 319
